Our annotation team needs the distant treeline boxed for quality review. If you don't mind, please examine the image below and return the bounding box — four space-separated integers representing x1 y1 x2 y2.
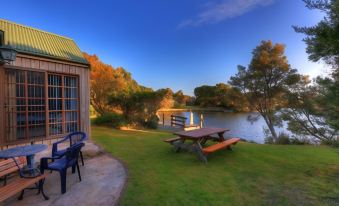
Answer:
193 83 249 112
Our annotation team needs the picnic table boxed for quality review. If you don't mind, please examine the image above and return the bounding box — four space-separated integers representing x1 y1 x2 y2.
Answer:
165 127 240 163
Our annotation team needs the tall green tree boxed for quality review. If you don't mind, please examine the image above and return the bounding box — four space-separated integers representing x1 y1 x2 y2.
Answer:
108 89 168 128
283 0 339 143
194 85 218 107
229 40 300 141
281 75 338 143
215 83 249 112
194 84 248 111
293 0 339 76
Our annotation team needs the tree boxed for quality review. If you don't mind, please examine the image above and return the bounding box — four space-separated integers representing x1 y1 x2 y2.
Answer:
215 83 249 111
293 0 339 76
84 53 140 115
157 88 174 109
315 77 339 132
294 0 339 128
229 40 300 141
173 90 185 106
194 85 218 107
283 0 339 143
193 84 248 111
108 90 164 128
281 75 338 143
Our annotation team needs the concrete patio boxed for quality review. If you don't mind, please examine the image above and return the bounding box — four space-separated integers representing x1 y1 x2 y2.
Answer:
0 141 128 206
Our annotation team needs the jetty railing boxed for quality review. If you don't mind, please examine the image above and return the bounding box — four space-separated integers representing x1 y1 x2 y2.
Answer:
170 115 187 128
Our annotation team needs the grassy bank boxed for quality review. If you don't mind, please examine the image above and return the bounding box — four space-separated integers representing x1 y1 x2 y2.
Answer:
92 126 339 206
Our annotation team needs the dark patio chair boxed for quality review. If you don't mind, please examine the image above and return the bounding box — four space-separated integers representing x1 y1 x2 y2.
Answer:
40 142 85 194
52 132 87 166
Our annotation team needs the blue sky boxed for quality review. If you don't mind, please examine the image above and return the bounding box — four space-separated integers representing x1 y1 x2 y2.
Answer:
1 0 327 95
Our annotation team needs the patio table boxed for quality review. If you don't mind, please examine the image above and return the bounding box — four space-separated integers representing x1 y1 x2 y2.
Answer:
173 127 229 162
0 144 47 177
0 144 49 200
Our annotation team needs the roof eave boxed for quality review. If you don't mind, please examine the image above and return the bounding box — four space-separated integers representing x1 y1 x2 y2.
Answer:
17 51 90 67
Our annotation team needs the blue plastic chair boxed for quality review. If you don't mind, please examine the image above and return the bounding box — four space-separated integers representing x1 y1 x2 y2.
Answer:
40 142 85 194
52 132 87 166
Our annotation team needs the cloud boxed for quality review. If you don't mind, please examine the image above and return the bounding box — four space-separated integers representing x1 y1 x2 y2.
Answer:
178 0 274 29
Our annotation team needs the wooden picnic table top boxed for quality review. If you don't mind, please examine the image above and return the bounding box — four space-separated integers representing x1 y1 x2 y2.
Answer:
174 127 229 139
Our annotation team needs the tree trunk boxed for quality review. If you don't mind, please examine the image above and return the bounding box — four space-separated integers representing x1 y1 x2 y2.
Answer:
267 121 278 141
262 115 278 141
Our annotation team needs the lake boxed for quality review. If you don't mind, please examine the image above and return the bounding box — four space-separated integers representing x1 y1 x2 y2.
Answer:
158 111 288 143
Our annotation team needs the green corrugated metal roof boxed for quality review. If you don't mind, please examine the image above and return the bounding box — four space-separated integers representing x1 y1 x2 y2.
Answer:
0 19 88 65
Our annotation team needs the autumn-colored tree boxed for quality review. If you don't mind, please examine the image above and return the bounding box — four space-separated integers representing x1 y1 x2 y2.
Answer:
173 90 190 107
84 53 139 115
157 88 174 109
229 41 300 141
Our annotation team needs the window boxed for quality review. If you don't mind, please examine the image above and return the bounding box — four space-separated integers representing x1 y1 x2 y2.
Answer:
48 74 63 135
64 76 78 133
4 68 79 143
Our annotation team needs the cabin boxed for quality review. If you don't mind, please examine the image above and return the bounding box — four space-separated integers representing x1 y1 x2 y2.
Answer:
0 19 90 147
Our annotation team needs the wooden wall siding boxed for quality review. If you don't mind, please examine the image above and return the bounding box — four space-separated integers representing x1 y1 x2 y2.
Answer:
0 67 4 146
79 68 90 136
0 54 90 146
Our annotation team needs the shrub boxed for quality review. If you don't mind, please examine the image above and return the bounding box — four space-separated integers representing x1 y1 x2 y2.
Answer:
93 113 126 128
321 139 339 147
264 129 291 145
275 133 290 145
289 137 311 145
264 128 274 144
141 115 159 129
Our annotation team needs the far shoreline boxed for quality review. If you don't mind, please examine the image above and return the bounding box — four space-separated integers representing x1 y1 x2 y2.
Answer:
158 107 232 112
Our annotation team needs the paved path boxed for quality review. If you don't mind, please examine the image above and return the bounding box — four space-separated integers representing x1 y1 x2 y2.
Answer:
1 149 127 206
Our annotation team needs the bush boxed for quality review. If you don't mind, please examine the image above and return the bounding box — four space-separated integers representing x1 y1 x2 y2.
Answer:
264 128 274 144
321 139 339 147
93 113 126 128
264 130 314 145
141 115 159 129
275 133 290 145
264 129 291 145
289 137 311 145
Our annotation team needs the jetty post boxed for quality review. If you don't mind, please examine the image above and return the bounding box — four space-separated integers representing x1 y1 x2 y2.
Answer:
200 114 204 128
189 110 194 126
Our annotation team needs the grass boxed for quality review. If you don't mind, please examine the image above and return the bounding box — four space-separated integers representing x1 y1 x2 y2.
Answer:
92 126 339 206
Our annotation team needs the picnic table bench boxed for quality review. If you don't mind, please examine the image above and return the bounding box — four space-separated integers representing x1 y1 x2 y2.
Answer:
0 157 48 202
164 127 240 163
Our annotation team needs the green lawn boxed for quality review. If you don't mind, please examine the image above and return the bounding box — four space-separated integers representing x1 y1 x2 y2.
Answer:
92 126 339 206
